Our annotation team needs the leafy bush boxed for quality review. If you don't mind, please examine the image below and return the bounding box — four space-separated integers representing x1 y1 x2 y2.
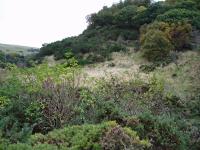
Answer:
156 9 200 29
1 121 150 150
100 126 150 150
114 5 137 27
133 2 171 28
141 21 192 51
0 60 82 140
139 64 157 73
140 29 173 62
125 113 189 150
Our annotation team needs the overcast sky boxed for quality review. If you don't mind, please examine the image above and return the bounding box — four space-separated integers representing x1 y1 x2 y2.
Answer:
0 0 122 47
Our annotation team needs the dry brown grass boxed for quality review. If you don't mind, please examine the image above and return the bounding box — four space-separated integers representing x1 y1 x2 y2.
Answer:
153 51 200 101
84 51 149 81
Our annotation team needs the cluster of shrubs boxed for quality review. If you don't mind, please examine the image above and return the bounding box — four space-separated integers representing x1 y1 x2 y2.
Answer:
1 57 198 149
0 121 150 150
1 0 200 149
36 0 200 64
140 21 192 62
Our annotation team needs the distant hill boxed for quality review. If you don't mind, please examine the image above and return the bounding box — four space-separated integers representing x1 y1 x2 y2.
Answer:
0 43 39 55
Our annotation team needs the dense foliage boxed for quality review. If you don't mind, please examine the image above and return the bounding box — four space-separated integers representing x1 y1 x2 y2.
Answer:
36 0 200 64
1 0 200 149
1 54 200 149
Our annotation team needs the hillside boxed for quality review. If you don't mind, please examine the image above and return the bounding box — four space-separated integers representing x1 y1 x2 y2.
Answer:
0 43 39 55
37 0 200 63
0 0 200 150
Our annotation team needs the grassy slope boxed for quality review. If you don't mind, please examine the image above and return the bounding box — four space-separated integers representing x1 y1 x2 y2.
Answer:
83 50 200 99
0 43 39 55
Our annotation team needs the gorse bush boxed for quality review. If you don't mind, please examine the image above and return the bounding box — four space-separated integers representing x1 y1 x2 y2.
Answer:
0 121 150 150
140 21 192 62
140 21 192 51
140 29 173 62
125 113 189 150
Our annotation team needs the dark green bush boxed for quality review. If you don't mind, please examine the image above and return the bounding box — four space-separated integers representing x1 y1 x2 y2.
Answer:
156 9 200 29
114 5 137 27
133 2 171 28
125 113 189 150
139 64 157 73
140 29 173 62
0 121 150 150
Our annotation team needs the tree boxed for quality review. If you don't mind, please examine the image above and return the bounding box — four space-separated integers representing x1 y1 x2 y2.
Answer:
114 5 137 27
140 21 192 51
141 30 173 62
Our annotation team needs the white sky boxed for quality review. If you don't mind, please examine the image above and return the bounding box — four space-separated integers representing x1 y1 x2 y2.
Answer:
0 0 162 48
0 0 120 47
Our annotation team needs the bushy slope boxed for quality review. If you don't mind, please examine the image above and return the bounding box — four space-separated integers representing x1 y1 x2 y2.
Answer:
37 0 200 63
1 0 200 149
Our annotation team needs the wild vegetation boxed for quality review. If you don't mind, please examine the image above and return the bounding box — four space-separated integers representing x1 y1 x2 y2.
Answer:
0 0 200 149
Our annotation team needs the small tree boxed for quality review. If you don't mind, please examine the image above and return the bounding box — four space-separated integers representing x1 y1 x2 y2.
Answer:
141 30 173 62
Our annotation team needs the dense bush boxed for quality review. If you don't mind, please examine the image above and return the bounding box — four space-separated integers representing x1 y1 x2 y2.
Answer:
156 9 200 29
140 21 192 52
0 58 82 138
132 2 171 28
0 121 150 150
125 113 189 150
140 29 173 62
114 5 138 28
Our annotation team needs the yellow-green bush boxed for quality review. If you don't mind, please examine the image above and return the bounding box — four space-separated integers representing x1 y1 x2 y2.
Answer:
140 29 173 62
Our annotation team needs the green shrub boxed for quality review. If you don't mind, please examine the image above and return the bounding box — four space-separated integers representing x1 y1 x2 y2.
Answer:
100 126 150 150
140 29 173 62
139 64 157 73
107 43 127 53
1 144 58 150
74 87 126 124
140 21 192 51
156 9 200 29
30 121 117 149
133 2 171 28
125 113 189 150
1 121 150 150
114 5 137 27
0 122 148 150
0 62 82 141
